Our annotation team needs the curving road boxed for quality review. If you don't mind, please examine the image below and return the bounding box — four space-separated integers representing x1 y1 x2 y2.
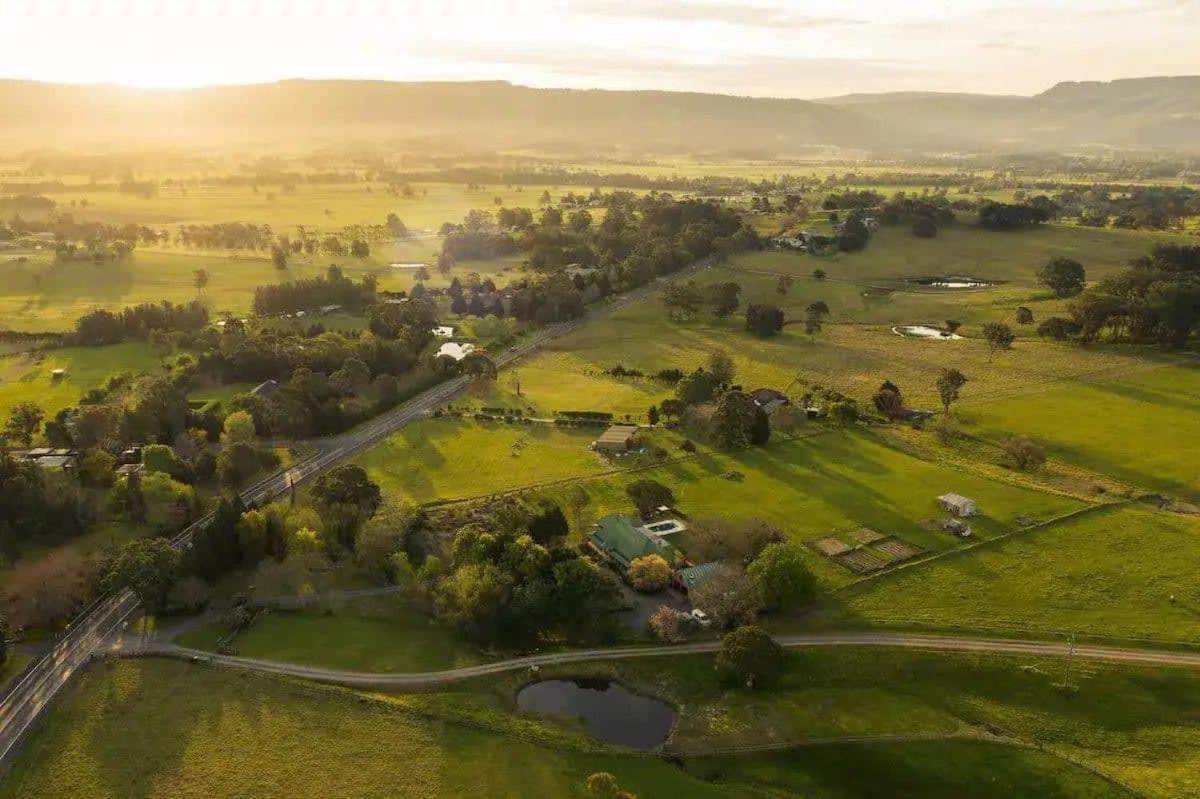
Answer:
0 260 713 773
111 632 1200 689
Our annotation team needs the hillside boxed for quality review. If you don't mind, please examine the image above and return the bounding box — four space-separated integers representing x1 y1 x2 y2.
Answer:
0 76 1197 154
820 76 1200 152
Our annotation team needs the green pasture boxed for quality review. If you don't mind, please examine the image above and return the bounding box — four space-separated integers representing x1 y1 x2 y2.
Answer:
485 280 1175 414
962 364 1200 500
46 181 611 233
176 595 481 673
14 647 1200 798
837 504 1200 643
0 342 163 422
0 246 519 331
356 417 687 506
761 220 1183 285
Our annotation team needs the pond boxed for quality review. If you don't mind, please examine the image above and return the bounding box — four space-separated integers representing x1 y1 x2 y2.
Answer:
516 679 676 750
893 324 963 340
907 275 994 289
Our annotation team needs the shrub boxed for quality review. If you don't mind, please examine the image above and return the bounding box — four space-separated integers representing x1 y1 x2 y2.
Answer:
628 554 672 592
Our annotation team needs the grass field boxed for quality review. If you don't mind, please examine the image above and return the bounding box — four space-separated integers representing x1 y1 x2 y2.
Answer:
527 430 1086 588
0 245 518 331
48 181 613 232
0 342 163 421
963 364 1200 500
176 595 483 673
356 418 687 506
836 504 1200 643
13 647 1200 798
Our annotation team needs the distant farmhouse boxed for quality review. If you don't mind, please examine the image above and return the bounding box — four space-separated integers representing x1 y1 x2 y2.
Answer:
750 388 790 415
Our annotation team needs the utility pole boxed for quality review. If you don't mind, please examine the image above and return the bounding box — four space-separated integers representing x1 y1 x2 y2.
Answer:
1063 631 1077 690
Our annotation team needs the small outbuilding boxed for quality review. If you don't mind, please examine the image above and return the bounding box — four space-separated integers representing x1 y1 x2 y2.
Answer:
50 368 66 381
673 562 721 594
938 493 978 517
251 379 280 398
593 424 639 453
750 388 790 415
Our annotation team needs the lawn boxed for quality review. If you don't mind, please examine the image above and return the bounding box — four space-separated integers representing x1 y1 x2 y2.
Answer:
533 429 1086 588
0 653 31 691
0 342 164 422
10 650 1189 798
356 417 680 506
836 504 1200 643
962 363 1200 501
175 595 483 673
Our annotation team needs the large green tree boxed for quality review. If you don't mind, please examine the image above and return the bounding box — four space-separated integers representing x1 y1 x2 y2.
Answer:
716 625 785 688
747 543 816 609
104 538 181 612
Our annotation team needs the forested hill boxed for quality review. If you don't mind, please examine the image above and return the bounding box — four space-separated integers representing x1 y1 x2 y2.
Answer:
819 76 1200 152
0 76 1197 154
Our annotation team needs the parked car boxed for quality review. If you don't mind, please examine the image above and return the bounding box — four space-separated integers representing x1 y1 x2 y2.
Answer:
688 609 712 628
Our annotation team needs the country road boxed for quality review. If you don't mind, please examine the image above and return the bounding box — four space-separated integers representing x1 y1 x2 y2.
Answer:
0 257 714 774
112 632 1200 689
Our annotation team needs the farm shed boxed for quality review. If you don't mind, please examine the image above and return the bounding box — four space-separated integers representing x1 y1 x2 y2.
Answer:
593 424 639 453
938 493 978 517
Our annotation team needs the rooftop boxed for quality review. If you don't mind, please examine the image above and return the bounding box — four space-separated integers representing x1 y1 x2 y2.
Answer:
589 514 677 569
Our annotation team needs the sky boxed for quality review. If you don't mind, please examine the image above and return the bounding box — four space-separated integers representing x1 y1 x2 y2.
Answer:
1 0 1197 98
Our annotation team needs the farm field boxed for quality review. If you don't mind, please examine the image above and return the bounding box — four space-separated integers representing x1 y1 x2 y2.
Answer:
962 363 1200 501
41 181 613 232
176 595 482 673
0 246 521 332
531 430 1087 588
12 648 1200 798
480 285 1176 418
750 223 1184 286
836 504 1200 643
0 342 163 421
356 418 685 506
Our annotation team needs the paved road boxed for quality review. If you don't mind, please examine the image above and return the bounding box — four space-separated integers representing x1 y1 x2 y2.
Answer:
0 258 712 772
111 632 1200 689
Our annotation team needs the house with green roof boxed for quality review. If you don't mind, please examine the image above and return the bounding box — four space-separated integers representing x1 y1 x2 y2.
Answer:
587 515 678 574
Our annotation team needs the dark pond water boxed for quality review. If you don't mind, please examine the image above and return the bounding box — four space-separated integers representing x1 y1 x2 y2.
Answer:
516 678 676 750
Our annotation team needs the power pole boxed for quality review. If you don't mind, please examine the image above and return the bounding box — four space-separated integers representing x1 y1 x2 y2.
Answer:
1063 631 1077 690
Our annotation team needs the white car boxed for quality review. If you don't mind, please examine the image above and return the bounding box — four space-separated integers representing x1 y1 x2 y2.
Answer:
688 609 712 628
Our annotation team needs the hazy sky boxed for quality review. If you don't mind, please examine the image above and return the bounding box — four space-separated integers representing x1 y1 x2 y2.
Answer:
1 0 1197 97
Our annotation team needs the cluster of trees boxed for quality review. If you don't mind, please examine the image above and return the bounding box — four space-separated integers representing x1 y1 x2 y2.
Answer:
176 222 273 250
1058 244 1200 347
977 197 1058 230
252 265 376 315
396 496 620 646
0 452 90 562
444 193 756 299
1055 185 1200 231
821 190 883 210
877 193 956 238
661 280 741 320
648 517 815 646
651 352 785 450
72 301 209 346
